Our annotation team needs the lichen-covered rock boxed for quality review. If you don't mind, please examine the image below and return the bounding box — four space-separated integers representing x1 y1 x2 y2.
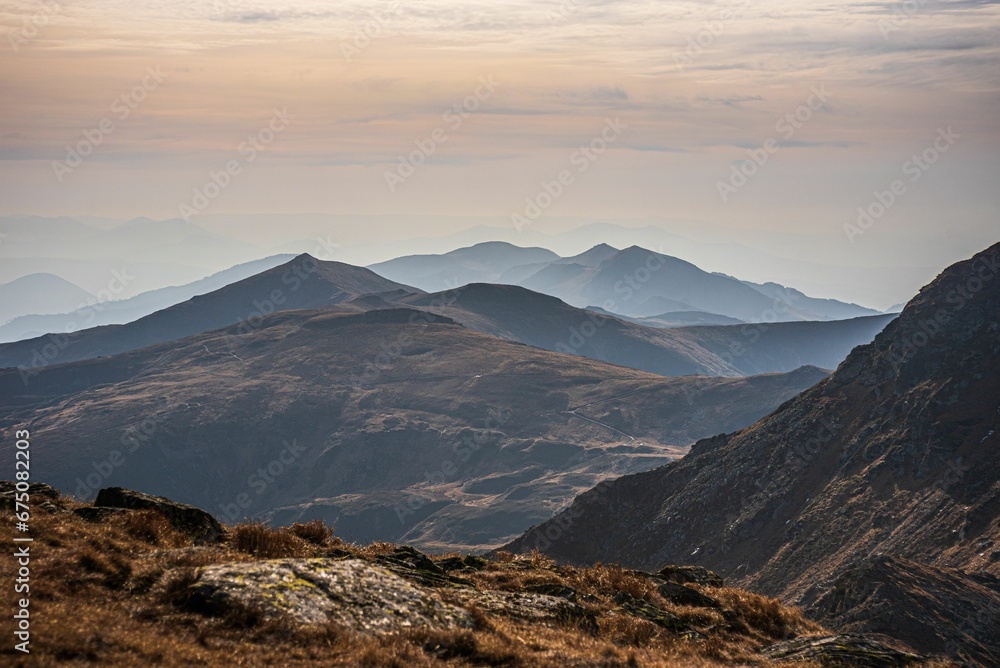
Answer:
189 558 474 632
610 591 689 632
656 565 724 587
762 634 926 667
470 590 596 630
94 487 223 544
657 581 721 608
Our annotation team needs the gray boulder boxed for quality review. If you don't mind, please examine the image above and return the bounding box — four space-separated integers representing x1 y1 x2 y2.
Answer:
95 487 224 544
189 558 474 632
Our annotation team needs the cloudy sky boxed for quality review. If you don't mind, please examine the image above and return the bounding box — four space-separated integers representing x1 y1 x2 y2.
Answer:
1 0 998 283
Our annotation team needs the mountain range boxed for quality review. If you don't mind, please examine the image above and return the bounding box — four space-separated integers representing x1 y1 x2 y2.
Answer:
505 242 1000 665
0 306 826 552
372 242 881 322
0 253 894 380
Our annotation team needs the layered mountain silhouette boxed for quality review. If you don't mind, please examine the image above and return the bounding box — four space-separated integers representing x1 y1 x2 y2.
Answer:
397 283 895 377
0 307 825 553
373 242 880 322
1 253 894 381
505 242 1000 665
0 255 295 343
367 241 559 293
0 273 94 325
0 255 416 372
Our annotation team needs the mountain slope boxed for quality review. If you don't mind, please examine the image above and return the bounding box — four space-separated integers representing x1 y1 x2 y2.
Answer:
0 255 295 343
0 308 825 553
0 254 418 372
740 280 880 320
399 283 895 377
504 242 1000 665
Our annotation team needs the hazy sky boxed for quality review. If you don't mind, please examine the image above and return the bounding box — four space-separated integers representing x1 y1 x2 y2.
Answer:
1 1 998 271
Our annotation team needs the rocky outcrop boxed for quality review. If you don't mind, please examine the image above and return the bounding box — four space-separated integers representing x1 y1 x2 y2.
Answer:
657 564 724 587
807 556 1000 667
761 634 926 667
0 480 64 514
188 558 474 631
657 581 721 608
95 487 224 544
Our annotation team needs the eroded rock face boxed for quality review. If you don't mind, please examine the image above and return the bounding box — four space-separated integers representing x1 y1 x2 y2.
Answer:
95 487 224 544
469 590 596 630
761 634 926 667
188 558 474 632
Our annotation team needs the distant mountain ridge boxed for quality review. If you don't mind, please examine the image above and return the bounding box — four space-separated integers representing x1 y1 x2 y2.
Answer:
0 255 295 343
0 254 895 382
371 242 882 323
0 255 417 374
0 273 94 325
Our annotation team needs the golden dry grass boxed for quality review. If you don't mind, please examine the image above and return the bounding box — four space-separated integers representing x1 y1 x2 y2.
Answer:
0 496 951 667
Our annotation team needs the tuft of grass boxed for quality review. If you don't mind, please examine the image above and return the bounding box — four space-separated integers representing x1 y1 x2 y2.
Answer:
228 522 312 559
285 519 337 547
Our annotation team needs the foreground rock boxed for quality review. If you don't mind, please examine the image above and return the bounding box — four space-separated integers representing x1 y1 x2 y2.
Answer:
95 487 224 544
189 558 474 632
470 590 597 631
762 634 926 667
0 480 64 514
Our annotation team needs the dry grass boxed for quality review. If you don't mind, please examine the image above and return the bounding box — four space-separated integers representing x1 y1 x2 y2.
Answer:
0 495 950 667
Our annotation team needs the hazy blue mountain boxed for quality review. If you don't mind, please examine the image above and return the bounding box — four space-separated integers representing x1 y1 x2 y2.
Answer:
0 255 295 343
497 243 619 284
739 280 880 320
367 241 559 292
0 274 94 325
515 246 824 321
586 306 745 328
0 254 419 372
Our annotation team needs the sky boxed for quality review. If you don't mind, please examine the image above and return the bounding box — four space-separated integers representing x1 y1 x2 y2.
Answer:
1 0 998 294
